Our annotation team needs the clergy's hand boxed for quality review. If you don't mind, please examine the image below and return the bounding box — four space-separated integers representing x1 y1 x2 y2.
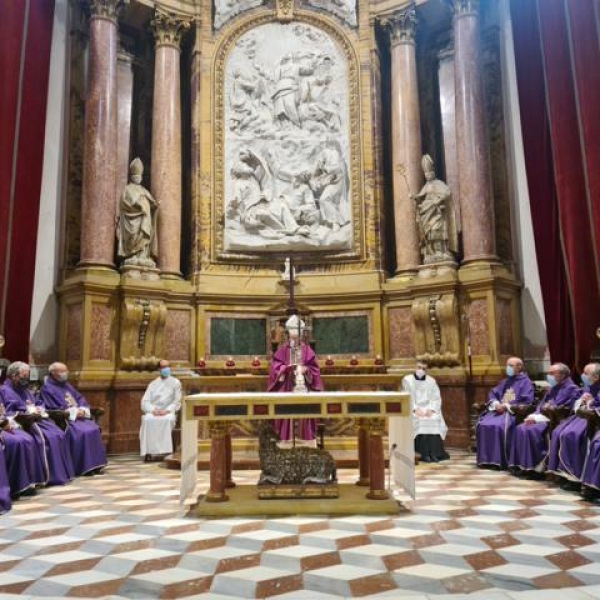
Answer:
495 404 507 414
152 409 168 416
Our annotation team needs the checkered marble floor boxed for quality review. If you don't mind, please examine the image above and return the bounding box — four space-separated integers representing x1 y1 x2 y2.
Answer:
2 452 600 599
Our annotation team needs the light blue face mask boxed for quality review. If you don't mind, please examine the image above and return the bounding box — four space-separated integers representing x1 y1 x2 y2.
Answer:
506 365 515 378
546 374 557 388
581 374 591 387
160 367 171 378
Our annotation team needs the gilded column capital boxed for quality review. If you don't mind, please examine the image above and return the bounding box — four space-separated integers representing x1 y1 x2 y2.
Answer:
380 5 417 46
447 0 480 18
151 10 192 49
366 417 386 436
87 0 126 23
208 420 230 439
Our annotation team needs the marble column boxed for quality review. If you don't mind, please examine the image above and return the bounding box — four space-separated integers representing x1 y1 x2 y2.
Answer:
356 419 370 486
206 421 229 502
384 5 421 276
452 0 496 262
79 0 120 268
151 11 190 279
115 49 134 218
366 418 388 500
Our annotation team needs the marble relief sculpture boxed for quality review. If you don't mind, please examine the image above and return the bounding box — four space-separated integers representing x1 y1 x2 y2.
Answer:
305 0 357 27
214 0 264 29
412 154 458 264
117 158 158 268
224 23 352 253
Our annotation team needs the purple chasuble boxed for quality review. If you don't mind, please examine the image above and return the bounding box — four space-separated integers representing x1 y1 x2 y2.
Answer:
579 383 600 489
476 373 534 468
548 383 596 481
509 377 581 472
268 342 323 441
1 381 74 486
0 444 11 513
40 379 107 476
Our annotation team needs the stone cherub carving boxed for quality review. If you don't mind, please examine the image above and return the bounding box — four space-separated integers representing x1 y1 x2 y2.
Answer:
412 154 458 264
117 158 159 268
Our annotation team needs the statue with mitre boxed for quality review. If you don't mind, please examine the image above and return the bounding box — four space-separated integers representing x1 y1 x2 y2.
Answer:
117 157 159 268
412 154 458 264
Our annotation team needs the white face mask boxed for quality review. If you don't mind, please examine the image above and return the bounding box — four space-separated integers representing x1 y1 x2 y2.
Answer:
415 368 426 378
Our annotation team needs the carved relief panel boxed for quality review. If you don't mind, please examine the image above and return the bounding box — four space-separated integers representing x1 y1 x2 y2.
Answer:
304 1 357 27
214 16 362 259
214 0 265 29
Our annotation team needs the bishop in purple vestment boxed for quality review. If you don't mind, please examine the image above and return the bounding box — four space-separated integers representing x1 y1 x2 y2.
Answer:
509 363 581 475
578 364 600 499
0 362 74 486
268 314 323 442
476 357 535 469
1 398 46 498
40 362 107 476
547 364 597 487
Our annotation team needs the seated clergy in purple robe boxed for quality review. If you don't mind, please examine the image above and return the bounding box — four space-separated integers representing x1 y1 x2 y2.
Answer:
0 443 11 513
40 362 107 476
573 364 600 500
509 363 581 478
0 361 74 486
268 314 323 445
547 364 596 490
1 398 46 499
476 357 535 469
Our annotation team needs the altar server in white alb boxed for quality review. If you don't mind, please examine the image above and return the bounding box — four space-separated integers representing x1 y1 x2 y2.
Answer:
140 360 181 460
403 361 450 462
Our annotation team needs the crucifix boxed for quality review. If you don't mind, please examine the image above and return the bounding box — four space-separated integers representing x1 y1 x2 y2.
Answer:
284 256 298 317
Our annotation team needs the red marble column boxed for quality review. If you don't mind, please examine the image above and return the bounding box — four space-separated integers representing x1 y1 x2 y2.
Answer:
356 419 370 486
151 11 190 279
366 418 389 500
206 421 229 502
383 5 422 275
452 0 496 263
225 431 236 488
79 0 119 268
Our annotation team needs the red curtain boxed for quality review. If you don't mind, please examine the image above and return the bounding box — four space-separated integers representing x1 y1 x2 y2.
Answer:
511 0 600 372
0 0 55 361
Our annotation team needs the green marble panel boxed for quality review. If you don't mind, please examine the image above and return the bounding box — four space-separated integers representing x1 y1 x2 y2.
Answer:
210 318 267 356
313 316 369 355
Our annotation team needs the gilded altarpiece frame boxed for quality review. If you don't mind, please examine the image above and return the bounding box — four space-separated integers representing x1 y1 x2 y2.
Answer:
208 10 365 264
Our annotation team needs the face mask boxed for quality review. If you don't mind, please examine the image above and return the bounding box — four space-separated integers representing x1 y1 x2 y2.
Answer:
582 374 591 387
19 377 30 387
160 367 171 378
506 365 515 378
59 372 68 383
547 374 557 387
415 368 426 378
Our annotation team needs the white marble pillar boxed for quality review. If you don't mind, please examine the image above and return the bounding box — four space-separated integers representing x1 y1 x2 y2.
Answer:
79 0 120 268
384 5 422 276
452 0 496 263
115 49 134 218
151 10 190 279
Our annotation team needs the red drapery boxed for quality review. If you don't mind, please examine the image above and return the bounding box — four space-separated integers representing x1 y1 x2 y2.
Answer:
511 0 600 372
0 0 55 361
